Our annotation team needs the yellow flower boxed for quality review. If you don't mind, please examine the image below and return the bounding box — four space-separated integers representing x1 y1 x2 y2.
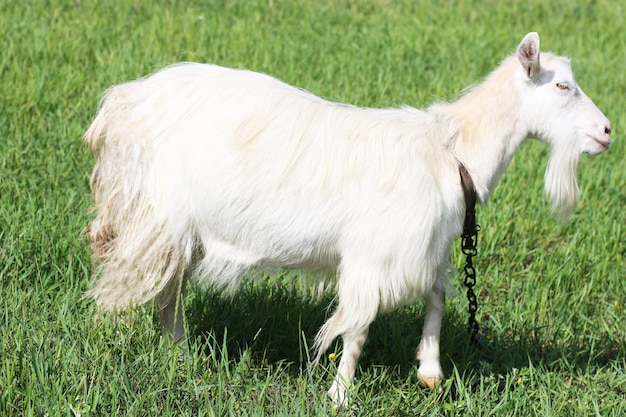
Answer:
328 352 337 360
517 377 523 385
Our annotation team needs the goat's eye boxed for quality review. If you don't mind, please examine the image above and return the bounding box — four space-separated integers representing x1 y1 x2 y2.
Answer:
556 82 570 90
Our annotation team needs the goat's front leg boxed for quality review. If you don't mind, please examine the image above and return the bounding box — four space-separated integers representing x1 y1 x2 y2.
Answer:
327 326 369 408
416 279 445 388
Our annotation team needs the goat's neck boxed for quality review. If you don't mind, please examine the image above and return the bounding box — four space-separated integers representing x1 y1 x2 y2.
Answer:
447 82 528 204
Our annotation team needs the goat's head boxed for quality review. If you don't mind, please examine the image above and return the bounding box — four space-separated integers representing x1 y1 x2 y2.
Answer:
516 32 611 218
518 32 611 154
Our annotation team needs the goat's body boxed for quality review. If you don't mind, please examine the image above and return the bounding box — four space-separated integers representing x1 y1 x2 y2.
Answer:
87 64 463 311
85 33 611 407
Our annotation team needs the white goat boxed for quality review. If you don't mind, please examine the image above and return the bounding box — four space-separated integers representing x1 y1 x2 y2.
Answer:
85 33 611 406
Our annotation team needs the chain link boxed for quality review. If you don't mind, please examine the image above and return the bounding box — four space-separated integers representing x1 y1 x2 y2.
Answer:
461 207 480 344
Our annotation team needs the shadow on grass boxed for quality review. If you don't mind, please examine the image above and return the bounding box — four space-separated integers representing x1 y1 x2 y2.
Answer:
182 278 624 393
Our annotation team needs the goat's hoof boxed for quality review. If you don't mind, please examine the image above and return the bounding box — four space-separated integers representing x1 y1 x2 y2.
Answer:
418 374 443 392
327 382 349 409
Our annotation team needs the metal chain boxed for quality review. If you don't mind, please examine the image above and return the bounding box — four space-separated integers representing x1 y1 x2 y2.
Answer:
461 206 480 344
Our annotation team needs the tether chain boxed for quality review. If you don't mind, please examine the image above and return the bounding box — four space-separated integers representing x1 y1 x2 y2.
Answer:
458 162 480 345
461 207 480 344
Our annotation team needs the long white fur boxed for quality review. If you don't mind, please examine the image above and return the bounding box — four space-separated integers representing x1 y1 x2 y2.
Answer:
84 33 611 406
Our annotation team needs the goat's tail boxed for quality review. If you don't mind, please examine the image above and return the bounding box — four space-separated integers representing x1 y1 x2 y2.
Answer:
84 83 184 311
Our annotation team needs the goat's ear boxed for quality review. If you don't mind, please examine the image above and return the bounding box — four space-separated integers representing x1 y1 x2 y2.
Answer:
517 32 541 79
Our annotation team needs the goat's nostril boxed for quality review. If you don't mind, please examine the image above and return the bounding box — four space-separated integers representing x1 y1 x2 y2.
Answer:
605 126 612 135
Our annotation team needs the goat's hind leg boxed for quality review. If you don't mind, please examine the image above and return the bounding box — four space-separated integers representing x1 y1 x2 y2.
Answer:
158 267 188 348
327 326 369 408
314 262 381 407
416 279 445 389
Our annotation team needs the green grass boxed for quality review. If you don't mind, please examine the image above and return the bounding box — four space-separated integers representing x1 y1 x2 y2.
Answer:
1 0 625 415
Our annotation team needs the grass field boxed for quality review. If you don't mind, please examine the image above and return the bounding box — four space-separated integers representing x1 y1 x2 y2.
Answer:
1 0 625 415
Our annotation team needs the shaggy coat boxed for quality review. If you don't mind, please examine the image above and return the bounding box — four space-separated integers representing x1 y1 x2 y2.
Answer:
85 33 611 406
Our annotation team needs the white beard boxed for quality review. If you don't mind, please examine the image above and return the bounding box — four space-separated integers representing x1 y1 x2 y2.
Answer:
544 144 580 220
